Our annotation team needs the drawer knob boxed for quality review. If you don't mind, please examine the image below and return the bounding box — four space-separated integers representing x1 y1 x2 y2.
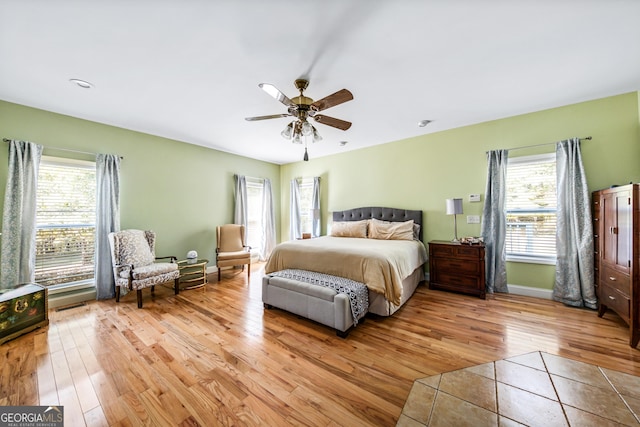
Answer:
609 295 616 300
609 276 616 281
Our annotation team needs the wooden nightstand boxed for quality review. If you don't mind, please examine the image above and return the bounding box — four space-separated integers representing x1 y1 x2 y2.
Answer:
428 240 486 299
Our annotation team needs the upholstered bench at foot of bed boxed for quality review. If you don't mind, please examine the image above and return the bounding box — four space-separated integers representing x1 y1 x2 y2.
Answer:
262 274 363 337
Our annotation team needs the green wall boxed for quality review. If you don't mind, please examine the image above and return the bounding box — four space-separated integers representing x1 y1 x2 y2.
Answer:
2 92 639 292
0 100 281 266
281 92 640 290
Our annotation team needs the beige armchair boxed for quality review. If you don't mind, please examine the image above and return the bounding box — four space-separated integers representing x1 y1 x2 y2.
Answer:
216 224 251 281
108 229 180 308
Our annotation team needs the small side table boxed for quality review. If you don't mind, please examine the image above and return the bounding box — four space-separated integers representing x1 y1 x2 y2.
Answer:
177 259 209 290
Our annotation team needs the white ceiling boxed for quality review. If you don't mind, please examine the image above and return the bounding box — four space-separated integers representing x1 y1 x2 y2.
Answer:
1 1 639 165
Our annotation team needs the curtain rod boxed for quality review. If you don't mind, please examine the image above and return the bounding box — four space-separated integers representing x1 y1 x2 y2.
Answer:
3 138 123 159
487 136 592 154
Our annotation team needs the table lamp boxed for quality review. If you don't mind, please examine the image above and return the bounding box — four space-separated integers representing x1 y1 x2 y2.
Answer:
446 198 463 242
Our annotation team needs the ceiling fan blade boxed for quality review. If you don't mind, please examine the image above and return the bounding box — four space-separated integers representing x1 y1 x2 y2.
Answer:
310 89 353 112
259 83 296 108
313 115 352 131
245 114 291 121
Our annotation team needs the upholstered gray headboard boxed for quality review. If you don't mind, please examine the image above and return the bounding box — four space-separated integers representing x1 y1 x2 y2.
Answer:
332 207 423 240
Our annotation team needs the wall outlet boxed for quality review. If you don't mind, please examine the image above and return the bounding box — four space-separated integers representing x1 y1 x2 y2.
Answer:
469 194 481 202
467 215 480 224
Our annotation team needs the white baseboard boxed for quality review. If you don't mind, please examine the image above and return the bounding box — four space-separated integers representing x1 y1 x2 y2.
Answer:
424 272 551 300
507 283 553 300
49 288 96 309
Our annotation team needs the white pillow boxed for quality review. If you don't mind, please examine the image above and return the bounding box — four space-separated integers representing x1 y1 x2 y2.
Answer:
330 220 368 238
368 218 414 241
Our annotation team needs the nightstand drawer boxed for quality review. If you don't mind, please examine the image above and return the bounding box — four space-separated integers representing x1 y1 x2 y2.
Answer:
455 245 483 259
432 257 480 275
430 244 455 257
431 243 482 260
432 271 483 290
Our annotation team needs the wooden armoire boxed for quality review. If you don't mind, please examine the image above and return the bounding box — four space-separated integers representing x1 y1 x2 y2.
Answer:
592 183 640 347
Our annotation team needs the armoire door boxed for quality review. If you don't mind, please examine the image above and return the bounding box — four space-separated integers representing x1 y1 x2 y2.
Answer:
601 188 632 273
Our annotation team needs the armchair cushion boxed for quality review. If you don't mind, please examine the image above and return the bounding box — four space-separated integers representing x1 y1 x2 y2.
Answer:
119 262 178 280
115 270 180 291
117 230 155 268
217 250 251 261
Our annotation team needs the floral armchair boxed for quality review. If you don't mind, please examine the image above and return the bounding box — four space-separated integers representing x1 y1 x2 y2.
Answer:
107 229 179 308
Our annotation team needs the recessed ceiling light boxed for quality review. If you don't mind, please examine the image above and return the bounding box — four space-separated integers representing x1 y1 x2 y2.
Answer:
418 119 432 127
339 141 348 146
69 78 94 89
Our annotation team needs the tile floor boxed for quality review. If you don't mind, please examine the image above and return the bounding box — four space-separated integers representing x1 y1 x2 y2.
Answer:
397 351 640 426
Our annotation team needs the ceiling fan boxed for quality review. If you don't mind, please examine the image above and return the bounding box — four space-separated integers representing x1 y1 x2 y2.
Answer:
245 79 353 161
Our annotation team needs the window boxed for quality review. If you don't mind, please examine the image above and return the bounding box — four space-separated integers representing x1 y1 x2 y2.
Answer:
245 177 264 252
297 178 315 235
505 153 556 264
35 157 96 287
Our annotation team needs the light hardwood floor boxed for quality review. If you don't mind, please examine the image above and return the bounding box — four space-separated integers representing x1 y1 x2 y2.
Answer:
2 264 640 426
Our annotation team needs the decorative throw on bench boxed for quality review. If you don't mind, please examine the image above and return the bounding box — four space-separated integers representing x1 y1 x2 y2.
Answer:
270 269 369 325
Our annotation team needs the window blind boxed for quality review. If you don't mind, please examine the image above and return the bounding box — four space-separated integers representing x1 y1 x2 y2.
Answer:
35 158 96 287
505 154 557 262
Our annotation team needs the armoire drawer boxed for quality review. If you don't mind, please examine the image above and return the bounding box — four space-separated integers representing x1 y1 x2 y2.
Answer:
600 265 630 298
599 282 630 323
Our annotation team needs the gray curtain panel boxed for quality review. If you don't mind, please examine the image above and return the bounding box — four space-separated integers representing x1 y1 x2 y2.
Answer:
260 178 276 261
289 179 301 240
234 175 248 231
553 138 597 308
0 140 43 288
311 177 321 237
95 154 121 300
481 149 509 293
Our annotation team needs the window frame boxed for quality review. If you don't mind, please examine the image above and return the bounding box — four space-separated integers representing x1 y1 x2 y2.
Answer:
505 152 557 266
297 178 315 235
35 156 97 290
245 176 265 254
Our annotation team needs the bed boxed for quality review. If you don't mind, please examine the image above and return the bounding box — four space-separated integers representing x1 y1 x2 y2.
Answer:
264 207 427 318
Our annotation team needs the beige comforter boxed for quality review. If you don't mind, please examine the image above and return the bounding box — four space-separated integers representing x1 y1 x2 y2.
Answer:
264 236 428 305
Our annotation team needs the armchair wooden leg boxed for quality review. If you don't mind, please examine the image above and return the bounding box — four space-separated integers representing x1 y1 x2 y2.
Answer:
137 290 143 308
174 278 180 295
247 263 250 279
218 268 221 282
115 286 121 302
151 285 155 294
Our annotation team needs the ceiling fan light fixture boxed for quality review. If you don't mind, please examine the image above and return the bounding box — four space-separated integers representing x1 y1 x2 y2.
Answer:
281 122 293 139
301 121 313 136
312 127 322 143
418 119 432 127
246 79 353 159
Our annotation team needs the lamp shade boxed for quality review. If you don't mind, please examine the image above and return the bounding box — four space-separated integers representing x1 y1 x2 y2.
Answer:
446 198 463 215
